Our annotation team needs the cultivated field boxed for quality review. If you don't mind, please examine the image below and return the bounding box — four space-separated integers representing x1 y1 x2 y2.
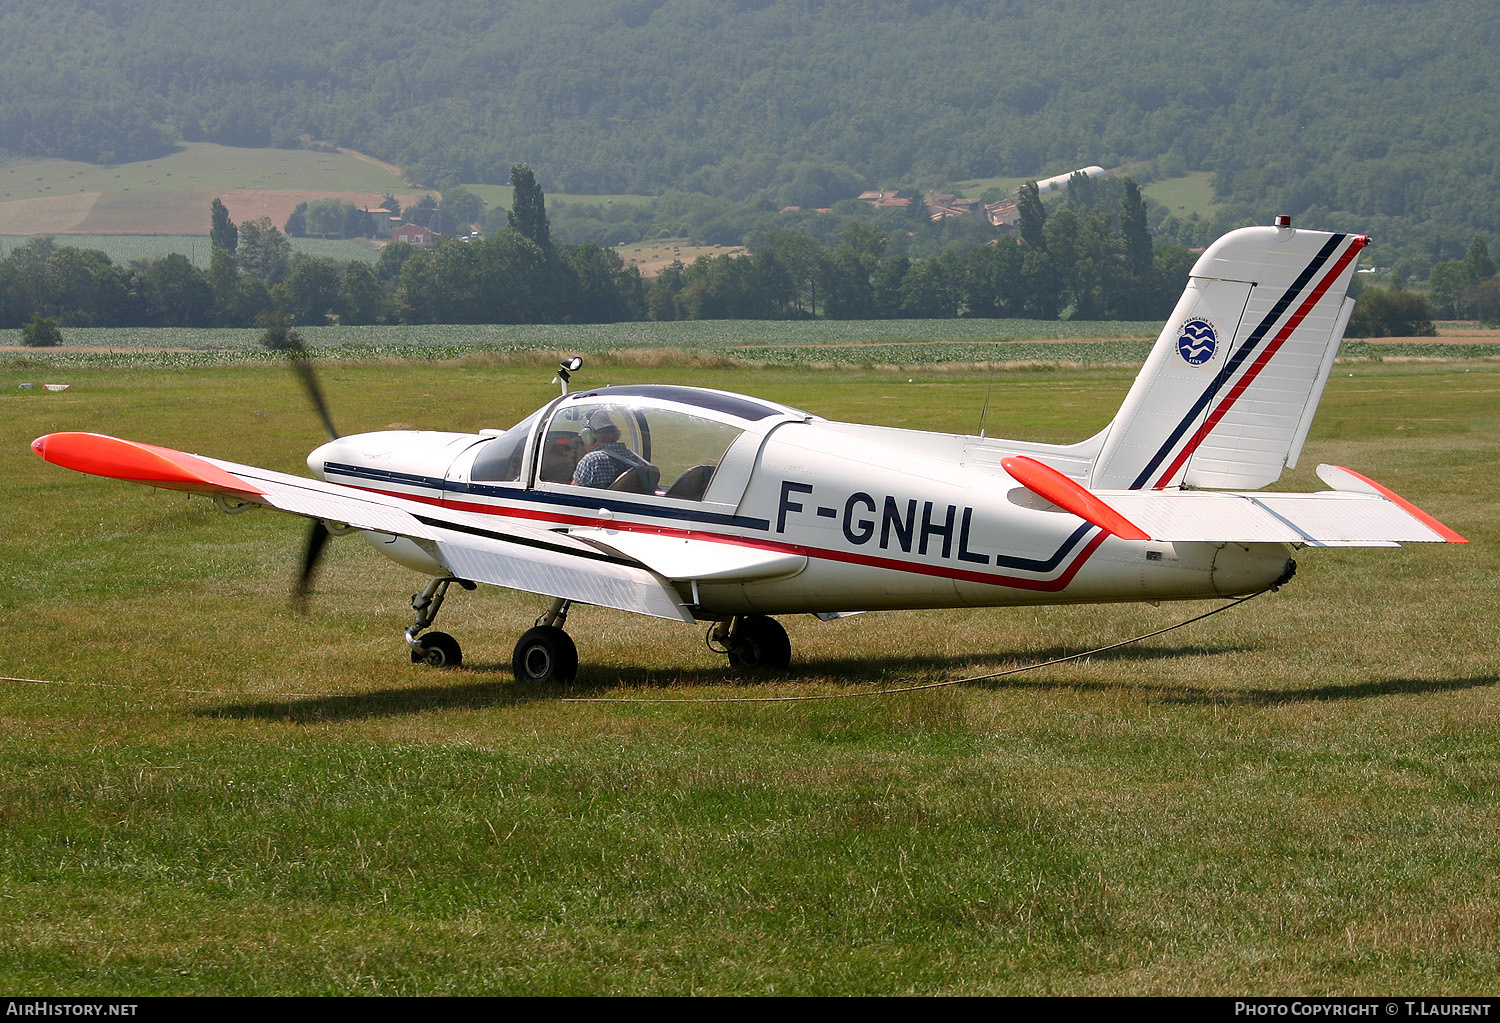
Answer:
0 144 660 243
615 239 749 276
2 337 1496 995
0 142 419 237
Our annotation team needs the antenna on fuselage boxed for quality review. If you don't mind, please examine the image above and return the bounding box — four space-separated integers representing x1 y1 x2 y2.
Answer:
978 362 996 439
555 356 584 396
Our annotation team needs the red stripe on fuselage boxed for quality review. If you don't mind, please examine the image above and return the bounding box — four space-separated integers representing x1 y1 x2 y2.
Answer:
1151 236 1367 489
332 480 1110 592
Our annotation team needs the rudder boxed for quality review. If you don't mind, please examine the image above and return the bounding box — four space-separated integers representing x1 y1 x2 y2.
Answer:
1089 224 1368 491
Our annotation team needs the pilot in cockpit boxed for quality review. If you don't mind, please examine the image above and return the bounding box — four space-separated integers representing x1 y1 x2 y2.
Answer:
570 411 660 493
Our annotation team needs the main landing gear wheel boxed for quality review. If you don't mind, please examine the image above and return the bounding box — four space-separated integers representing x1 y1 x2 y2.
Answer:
722 615 791 672
513 626 579 684
411 631 462 668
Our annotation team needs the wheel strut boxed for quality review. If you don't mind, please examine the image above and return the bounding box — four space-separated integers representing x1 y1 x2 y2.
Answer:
513 598 578 684
404 576 474 667
536 597 572 630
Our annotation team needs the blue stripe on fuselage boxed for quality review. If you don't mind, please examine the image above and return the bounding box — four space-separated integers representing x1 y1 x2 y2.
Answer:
321 461 773 530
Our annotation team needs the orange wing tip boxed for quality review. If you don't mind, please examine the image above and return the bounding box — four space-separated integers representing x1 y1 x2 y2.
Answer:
31 432 264 498
1001 455 1152 541
1317 464 1467 543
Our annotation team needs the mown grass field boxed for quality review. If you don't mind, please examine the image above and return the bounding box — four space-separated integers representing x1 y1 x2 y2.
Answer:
0 143 656 241
1142 172 1223 222
2 338 1497 995
0 143 417 237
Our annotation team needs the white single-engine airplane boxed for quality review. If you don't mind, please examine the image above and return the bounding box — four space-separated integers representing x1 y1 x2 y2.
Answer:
33 221 1466 683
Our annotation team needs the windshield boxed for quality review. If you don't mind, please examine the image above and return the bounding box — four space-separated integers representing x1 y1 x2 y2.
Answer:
469 411 538 483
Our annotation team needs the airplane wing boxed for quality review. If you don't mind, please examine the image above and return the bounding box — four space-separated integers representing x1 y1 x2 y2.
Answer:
31 432 695 622
1002 455 1465 546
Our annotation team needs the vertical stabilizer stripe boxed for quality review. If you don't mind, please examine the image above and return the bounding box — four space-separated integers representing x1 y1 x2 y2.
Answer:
1149 235 1365 488
1127 233 1361 490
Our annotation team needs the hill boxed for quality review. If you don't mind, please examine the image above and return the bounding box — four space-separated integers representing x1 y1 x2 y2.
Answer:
2 1 1497 253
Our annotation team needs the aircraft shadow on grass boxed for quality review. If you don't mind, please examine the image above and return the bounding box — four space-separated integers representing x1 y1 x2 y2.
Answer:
196 646 1496 725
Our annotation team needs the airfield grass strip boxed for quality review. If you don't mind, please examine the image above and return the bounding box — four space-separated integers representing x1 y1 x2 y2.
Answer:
2 356 1496 994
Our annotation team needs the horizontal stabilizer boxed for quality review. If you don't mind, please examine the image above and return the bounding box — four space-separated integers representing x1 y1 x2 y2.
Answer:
1100 466 1464 546
1314 464 1468 543
1001 455 1151 540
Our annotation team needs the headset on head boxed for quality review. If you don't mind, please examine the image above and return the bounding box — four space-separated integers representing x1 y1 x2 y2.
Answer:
579 408 618 447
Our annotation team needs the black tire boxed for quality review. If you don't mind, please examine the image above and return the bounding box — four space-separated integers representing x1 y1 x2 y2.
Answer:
726 615 791 671
512 626 579 684
411 631 462 668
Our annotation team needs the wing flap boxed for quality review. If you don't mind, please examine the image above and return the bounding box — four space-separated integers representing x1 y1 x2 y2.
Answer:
213 457 695 620
570 528 807 583
433 537 692 622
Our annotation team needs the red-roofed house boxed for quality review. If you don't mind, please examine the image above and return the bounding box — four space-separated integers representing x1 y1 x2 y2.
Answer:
391 223 437 246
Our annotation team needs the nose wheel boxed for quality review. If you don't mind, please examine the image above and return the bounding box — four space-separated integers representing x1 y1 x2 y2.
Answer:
411 630 462 667
405 576 475 668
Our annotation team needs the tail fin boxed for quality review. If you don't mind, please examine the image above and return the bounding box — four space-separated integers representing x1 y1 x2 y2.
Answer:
1089 224 1368 491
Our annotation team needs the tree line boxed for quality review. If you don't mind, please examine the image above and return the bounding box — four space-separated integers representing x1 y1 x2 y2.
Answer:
9 170 1472 337
5 172 1199 333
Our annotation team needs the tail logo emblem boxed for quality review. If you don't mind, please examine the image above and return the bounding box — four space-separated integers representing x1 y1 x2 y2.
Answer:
1176 318 1218 365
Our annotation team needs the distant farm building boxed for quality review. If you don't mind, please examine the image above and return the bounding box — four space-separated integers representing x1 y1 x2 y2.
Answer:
857 190 913 209
850 165 1109 228
361 207 401 239
985 199 1022 228
925 194 985 221
391 223 437 246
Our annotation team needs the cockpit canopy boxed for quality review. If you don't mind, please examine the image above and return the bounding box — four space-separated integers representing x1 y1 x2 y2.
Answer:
469 384 809 501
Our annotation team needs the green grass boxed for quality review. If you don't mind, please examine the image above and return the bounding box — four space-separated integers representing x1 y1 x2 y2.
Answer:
9 321 1497 375
5 320 1165 372
1143 172 1222 221
2 352 1497 994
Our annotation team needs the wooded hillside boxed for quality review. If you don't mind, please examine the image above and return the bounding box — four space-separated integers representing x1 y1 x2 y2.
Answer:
3 0 1497 249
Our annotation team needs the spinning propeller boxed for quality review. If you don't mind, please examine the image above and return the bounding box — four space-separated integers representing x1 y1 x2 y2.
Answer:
263 323 338 607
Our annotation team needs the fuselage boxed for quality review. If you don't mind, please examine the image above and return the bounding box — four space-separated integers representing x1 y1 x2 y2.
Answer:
309 384 1293 619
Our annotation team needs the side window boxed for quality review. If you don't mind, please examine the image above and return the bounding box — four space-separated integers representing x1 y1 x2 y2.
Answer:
641 409 743 501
